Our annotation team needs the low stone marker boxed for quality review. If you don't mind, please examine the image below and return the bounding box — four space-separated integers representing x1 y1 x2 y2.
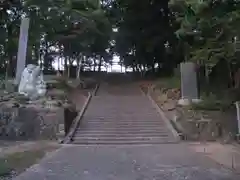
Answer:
178 62 200 105
235 102 240 136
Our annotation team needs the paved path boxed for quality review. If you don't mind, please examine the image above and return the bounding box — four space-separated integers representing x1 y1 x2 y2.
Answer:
13 80 240 179
13 144 240 180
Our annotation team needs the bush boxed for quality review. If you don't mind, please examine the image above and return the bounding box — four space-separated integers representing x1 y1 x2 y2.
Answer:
191 93 233 111
154 76 181 90
0 160 12 177
54 79 72 91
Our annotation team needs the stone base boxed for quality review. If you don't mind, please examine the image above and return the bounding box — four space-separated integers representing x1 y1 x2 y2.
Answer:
192 99 202 104
178 98 202 106
178 99 191 106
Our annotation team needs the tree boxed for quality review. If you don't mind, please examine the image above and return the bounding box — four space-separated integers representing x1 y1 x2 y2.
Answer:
0 0 111 78
169 0 240 68
108 0 176 76
169 0 240 89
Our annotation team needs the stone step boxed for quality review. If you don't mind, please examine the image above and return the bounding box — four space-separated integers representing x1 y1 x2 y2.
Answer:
87 101 154 104
80 121 165 125
89 109 158 112
90 100 150 102
80 125 167 129
83 114 162 119
75 129 169 134
84 110 158 112
89 103 151 106
84 112 160 116
76 126 168 131
80 123 165 126
89 103 153 105
74 133 170 138
88 102 154 105
72 139 177 145
83 115 161 118
80 121 166 125
84 116 161 118
93 95 144 97
91 100 149 102
84 112 159 115
73 136 174 142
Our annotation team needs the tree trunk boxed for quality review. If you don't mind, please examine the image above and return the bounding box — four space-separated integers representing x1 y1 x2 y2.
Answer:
132 65 136 72
39 52 43 69
64 57 68 76
93 57 97 72
227 62 233 88
57 57 61 71
76 54 82 79
68 57 73 78
6 24 16 78
98 56 102 72
5 56 10 82
151 64 155 73
76 58 80 79
7 55 15 78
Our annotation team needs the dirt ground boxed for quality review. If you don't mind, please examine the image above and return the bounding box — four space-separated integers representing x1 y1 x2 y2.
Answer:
0 141 60 158
189 142 240 172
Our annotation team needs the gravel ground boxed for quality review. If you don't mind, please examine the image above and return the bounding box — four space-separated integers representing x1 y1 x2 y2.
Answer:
12 144 240 180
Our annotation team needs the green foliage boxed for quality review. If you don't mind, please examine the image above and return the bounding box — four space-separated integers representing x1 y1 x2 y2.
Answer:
108 0 176 72
0 161 12 177
169 0 240 68
191 93 233 111
156 76 181 89
0 75 6 89
54 78 72 91
0 149 46 177
0 0 111 76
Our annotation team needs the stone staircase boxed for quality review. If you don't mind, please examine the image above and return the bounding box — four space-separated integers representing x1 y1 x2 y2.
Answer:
72 81 177 145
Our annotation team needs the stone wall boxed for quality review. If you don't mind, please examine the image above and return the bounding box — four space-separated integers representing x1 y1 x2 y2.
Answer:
0 105 64 141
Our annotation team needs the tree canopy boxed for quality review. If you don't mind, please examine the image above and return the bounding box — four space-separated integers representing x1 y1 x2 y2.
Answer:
1 0 240 83
169 0 240 68
0 0 112 77
109 0 175 74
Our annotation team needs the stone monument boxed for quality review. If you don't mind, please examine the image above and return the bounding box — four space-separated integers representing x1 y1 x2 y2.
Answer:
15 17 30 85
235 102 240 136
18 64 46 99
178 62 200 105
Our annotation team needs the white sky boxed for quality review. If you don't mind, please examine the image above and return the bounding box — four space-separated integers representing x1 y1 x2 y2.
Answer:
52 55 131 72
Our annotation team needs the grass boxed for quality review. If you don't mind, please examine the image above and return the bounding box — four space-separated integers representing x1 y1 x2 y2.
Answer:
54 79 72 91
191 93 234 111
154 76 181 90
0 161 12 177
0 150 45 177
149 76 236 112
0 145 58 178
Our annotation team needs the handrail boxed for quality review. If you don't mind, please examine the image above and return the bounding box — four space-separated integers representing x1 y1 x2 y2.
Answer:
60 83 99 144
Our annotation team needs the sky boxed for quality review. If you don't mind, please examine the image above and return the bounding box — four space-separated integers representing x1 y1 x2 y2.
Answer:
52 55 129 72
